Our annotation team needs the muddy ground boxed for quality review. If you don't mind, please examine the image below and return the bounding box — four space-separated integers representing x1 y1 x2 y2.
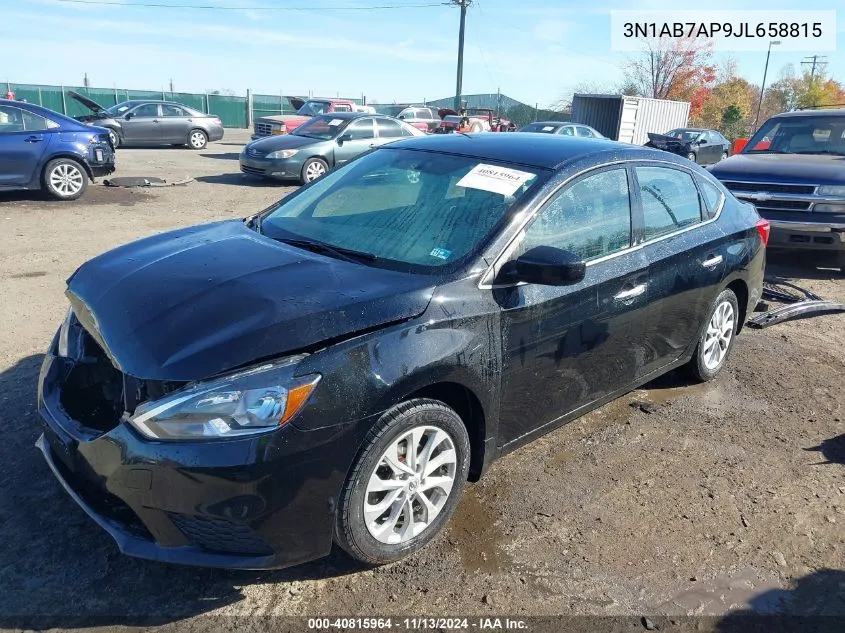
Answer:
0 131 843 630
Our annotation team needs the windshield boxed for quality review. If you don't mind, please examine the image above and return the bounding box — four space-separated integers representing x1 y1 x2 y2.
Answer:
260 148 547 273
744 115 845 155
105 101 135 115
292 115 348 140
665 129 700 141
520 123 564 133
296 100 332 116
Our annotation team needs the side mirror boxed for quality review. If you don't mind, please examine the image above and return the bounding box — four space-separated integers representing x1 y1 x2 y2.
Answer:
124 112 134 120
337 133 351 144
497 246 586 286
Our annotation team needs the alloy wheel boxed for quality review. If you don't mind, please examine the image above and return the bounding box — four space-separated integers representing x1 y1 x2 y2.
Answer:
305 161 326 182
363 425 457 545
702 300 735 370
49 163 84 197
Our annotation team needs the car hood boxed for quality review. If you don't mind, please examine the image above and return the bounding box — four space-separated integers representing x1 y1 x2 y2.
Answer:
647 133 691 152
260 114 311 128
248 134 325 152
65 220 437 382
68 91 107 114
710 153 845 186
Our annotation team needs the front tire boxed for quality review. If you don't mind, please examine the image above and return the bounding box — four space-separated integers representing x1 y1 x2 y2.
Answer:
107 129 120 149
686 151 697 162
43 158 88 201
334 399 470 565
300 157 328 184
188 129 208 150
686 288 739 382
720 151 728 161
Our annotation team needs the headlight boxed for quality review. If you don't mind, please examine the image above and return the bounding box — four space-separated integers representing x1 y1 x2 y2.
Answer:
817 185 845 196
128 357 320 440
813 203 845 213
266 149 299 159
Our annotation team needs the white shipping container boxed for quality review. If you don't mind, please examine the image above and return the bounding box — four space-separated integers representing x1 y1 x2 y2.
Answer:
571 94 690 145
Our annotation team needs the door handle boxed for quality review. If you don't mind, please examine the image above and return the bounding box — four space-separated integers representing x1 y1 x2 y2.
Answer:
24 136 43 143
614 283 647 301
702 255 723 268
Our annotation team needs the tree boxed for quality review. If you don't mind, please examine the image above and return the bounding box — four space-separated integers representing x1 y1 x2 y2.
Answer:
623 37 716 107
694 75 756 133
720 104 745 141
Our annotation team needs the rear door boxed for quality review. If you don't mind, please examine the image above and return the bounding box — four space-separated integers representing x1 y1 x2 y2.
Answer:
374 117 411 146
122 103 161 143
497 166 651 445
0 105 54 186
158 103 192 143
635 164 727 374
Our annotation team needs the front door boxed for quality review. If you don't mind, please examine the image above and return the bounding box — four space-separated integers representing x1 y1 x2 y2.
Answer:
157 103 192 144
634 164 727 374
0 105 53 186
334 117 375 165
497 166 651 446
121 103 161 143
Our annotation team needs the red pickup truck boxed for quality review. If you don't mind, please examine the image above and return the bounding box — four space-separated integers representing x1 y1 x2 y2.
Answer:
252 97 358 138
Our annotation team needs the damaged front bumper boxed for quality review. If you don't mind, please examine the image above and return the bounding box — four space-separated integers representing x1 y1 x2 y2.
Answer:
35 342 359 569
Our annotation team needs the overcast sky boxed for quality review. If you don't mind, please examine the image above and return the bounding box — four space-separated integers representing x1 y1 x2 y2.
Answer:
2 0 843 106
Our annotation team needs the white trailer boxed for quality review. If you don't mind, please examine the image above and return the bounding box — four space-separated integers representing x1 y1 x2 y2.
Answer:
571 94 690 145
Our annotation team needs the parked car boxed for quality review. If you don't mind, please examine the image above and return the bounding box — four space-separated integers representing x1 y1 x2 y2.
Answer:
252 97 358 138
0 98 114 200
37 133 766 570
435 108 516 133
241 112 423 184
395 106 441 133
519 121 605 138
68 92 223 150
645 128 731 165
710 109 845 270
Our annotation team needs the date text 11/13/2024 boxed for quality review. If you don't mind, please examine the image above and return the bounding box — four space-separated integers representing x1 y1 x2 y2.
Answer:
307 618 529 630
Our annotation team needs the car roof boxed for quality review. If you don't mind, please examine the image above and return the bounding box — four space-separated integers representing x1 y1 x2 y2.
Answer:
771 108 845 118
315 111 371 120
530 121 571 126
385 132 654 170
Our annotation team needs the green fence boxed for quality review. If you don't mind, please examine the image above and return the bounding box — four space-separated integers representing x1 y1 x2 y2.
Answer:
5 82 365 129
5 82 249 128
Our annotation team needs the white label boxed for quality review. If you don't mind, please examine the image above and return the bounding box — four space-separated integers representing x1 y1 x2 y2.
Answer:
456 164 535 196
542 126 555 132
329 119 344 126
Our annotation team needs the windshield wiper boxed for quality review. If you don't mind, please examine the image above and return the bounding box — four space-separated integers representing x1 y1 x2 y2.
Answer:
277 237 378 263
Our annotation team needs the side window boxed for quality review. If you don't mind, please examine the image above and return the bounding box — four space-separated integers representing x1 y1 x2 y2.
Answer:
523 168 632 261
560 126 574 136
21 110 49 131
345 118 375 140
575 126 593 138
637 166 703 240
0 105 24 132
377 118 405 138
161 104 187 117
334 104 352 112
697 177 724 220
132 103 159 118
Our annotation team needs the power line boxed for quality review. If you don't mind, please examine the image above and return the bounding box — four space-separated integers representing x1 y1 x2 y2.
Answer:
51 0 446 10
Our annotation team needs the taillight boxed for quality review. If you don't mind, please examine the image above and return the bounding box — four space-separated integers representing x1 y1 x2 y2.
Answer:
756 218 771 246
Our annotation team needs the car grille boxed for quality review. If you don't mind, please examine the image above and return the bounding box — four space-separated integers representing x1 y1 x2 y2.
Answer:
737 198 813 212
167 513 273 556
722 181 817 195
255 122 274 137
240 165 266 176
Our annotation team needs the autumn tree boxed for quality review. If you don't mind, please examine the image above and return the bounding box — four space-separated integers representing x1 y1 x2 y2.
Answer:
623 37 716 118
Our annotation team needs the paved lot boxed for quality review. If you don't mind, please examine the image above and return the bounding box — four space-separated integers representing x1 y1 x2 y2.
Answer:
0 131 843 629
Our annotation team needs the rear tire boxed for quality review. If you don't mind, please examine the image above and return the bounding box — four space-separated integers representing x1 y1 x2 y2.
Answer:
686 288 739 382
188 129 207 150
42 158 88 201
334 399 470 565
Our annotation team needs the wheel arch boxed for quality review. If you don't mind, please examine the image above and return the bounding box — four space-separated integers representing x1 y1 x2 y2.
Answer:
725 278 749 334
41 153 93 181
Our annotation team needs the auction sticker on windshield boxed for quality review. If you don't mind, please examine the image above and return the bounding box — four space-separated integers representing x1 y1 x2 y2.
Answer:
457 164 535 196
329 119 344 126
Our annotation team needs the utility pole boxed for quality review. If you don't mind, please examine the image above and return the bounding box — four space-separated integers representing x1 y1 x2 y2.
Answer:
169 78 174 93
753 40 779 132
801 55 828 108
83 72 90 88
452 0 471 110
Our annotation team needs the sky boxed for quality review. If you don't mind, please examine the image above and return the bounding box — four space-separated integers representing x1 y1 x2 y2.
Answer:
1 0 843 107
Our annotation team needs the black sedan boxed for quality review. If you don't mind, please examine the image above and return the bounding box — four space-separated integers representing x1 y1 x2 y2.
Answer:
646 128 731 165
36 133 766 569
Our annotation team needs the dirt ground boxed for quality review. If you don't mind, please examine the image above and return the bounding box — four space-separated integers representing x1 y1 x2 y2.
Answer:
0 131 843 630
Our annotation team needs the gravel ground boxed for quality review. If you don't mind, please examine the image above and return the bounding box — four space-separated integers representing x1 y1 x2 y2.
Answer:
0 131 843 630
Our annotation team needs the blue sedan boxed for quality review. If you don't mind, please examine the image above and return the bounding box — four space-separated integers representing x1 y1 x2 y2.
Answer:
0 99 115 200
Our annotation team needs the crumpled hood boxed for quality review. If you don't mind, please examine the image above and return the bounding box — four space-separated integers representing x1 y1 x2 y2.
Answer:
260 114 311 130
647 133 690 153
710 153 845 186
65 220 437 382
